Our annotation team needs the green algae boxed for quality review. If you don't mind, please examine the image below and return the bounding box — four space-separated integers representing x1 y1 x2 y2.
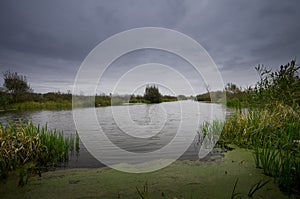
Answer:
0 148 293 199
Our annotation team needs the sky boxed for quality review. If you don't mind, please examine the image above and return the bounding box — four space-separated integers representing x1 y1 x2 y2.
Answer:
0 0 299 95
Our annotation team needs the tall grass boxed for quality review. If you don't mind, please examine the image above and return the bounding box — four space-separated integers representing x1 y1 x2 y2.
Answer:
202 103 300 194
0 121 76 185
220 60 300 194
221 103 300 147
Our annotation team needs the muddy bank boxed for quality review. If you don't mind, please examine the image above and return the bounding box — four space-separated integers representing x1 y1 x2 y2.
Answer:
0 148 293 199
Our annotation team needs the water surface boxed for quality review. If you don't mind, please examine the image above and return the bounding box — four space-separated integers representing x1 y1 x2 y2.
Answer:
0 101 227 168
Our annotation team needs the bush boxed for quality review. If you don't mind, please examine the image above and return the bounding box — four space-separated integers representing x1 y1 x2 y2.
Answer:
144 85 161 103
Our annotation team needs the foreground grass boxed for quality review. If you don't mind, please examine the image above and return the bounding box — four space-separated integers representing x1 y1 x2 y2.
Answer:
0 122 77 185
206 103 300 195
0 148 291 199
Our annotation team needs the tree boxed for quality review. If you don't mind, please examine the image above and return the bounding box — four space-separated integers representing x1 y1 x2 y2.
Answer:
144 85 161 103
3 71 32 102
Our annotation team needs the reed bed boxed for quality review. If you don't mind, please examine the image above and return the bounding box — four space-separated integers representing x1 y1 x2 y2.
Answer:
201 103 300 194
0 121 76 185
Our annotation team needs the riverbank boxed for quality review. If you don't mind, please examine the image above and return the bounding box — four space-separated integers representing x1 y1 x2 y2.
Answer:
0 92 180 112
0 148 292 199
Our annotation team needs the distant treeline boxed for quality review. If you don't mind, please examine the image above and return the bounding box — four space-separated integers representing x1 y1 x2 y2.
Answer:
0 91 184 111
0 91 71 110
0 72 184 111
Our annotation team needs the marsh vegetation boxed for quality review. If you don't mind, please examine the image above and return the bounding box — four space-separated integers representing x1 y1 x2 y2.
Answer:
201 60 300 195
0 60 299 197
0 121 78 186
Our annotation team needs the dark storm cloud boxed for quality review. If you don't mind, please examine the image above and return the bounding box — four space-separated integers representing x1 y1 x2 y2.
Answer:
177 0 300 87
0 0 187 61
0 1 107 61
0 0 299 93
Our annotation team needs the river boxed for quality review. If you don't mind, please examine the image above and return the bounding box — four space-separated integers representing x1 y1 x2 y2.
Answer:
0 100 227 168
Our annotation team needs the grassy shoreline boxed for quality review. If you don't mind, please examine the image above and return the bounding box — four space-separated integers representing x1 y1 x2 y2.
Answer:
0 98 181 112
0 92 180 112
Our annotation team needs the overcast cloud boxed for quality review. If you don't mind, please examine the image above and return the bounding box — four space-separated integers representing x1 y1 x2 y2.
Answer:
0 0 299 95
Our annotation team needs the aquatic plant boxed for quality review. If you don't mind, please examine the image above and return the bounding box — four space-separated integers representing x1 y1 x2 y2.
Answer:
136 181 150 199
221 103 300 148
0 121 76 185
75 131 80 159
200 99 300 195
230 178 241 199
230 178 270 199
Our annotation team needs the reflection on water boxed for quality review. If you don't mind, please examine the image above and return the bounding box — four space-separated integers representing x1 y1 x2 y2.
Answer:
0 101 227 168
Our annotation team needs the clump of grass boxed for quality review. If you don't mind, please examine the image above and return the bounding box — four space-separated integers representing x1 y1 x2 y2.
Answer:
212 103 300 194
198 120 223 145
258 148 281 177
0 121 76 185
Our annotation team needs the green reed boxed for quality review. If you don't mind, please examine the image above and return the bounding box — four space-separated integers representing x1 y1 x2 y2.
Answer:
75 131 80 157
201 103 300 194
0 121 76 185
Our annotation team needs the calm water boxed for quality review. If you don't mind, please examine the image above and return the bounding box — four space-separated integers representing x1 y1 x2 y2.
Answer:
0 101 227 168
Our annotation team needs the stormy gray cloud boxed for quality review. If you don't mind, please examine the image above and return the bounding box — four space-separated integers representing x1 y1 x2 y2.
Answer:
0 0 299 94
